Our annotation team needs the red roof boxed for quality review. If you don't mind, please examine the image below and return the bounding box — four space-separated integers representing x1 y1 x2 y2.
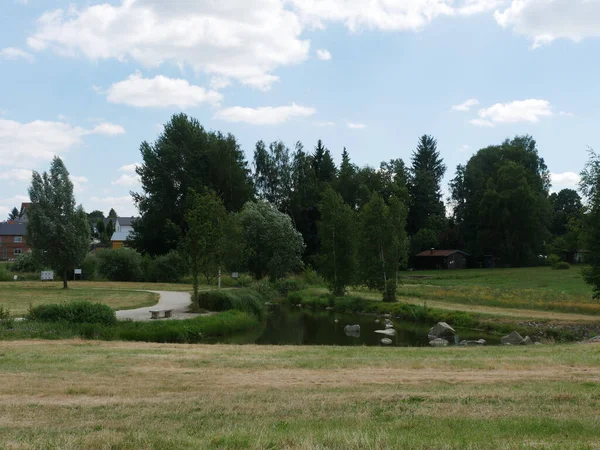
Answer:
415 249 469 257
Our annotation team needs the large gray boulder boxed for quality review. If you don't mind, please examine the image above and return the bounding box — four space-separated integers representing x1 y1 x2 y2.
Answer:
501 331 525 345
429 338 449 347
523 336 534 345
428 322 456 341
381 338 393 345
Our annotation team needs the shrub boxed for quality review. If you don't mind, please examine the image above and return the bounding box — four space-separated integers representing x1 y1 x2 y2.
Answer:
251 279 278 301
97 248 143 281
0 264 11 282
151 251 187 283
12 252 43 273
81 253 99 280
197 289 266 319
553 261 571 270
28 301 117 326
273 278 306 297
547 254 561 268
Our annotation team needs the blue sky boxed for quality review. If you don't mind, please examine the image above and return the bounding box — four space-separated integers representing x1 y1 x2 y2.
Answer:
1 0 599 218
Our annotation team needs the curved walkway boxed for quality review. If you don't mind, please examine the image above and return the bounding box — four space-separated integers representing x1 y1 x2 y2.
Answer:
116 291 202 322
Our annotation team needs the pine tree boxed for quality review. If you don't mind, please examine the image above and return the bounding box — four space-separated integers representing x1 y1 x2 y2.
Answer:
27 157 90 289
336 148 359 208
108 208 118 219
312 140 337 184
318 187 357 296
8 207 19 221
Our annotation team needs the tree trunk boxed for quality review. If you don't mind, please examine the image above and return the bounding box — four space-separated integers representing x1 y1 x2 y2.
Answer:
63 269 68 289
192 258 199 309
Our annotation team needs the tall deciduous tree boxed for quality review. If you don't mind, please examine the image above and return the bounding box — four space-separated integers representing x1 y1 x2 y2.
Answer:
253 140 293 213
580 149 600 298
238 201 305 281
131 114 254 255
184 189 229 305
451 136 550 265
358 193 408 302
318 187 357 296
27 157 90 289
408 135 446 237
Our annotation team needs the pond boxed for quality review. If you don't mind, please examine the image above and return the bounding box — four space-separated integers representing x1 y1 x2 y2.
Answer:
226 304 501 347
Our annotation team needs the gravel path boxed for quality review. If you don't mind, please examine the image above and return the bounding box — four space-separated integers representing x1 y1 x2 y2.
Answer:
116 291 203 322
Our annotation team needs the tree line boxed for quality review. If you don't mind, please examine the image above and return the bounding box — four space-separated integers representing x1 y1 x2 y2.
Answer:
22 113 600 299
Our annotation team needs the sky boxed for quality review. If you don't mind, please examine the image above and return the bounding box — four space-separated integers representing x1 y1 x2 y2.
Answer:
1 0 599 218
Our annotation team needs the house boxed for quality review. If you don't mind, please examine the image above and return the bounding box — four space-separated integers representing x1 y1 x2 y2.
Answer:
415 249 470 270
110 217 137 249
0 222 29 261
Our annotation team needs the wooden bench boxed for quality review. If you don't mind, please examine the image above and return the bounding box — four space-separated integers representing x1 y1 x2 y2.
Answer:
149 309 174 319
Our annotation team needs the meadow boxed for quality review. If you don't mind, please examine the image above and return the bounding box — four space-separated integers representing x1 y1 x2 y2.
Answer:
0 340 599 449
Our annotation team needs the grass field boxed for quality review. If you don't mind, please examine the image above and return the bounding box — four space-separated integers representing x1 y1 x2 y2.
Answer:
0 340 599 449
0 283 159 317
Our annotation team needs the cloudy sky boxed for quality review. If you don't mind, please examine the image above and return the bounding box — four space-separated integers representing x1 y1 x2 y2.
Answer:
1 0 598 218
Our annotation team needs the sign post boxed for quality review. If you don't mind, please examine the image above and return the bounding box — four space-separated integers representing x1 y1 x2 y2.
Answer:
74 269 82 280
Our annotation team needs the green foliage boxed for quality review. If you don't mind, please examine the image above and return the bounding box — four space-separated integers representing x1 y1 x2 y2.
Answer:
251 279 278 301
553 262 571 270
408 135 446 236
253 140 293 211
238 201 305 281
0 264 11 282
27 156 91 288
12 252 43 273
547 254 561 268
272 278 306 297
130 114 253 256
318 186 357 296
28 301 117 326
8 207 19 221
580 149 600 298
97 248 143 282
81 253 98 280
196 290 266 319
150 251 187 283
451 136 550 266
184 189 232 304
358 193 408 302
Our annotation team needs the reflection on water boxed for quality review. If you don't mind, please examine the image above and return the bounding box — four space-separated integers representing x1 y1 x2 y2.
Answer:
227 304 501 347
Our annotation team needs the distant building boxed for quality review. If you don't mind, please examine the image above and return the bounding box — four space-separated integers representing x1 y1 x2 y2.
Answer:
109 217 137 249
0 222 29 261
415 249 470 270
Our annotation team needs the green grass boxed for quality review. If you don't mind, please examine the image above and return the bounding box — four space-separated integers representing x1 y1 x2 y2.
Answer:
0 283 159 317
0 340 599 449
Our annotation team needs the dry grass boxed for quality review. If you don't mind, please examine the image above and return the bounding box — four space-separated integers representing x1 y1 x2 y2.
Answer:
0 284 159 316
0 340 599 449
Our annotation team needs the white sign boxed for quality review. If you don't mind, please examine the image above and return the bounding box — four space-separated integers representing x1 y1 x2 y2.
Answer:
231 272 239 278
41 271 54 281
13 275 17 281
74 269 82 275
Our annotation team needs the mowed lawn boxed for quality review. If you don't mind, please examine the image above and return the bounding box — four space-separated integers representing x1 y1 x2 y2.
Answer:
395 266 600 316
0 340 599 449
0 282 160 316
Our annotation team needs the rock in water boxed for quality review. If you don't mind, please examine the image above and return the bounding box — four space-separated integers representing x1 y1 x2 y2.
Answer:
522 336 533 345
501 331 525 345
344 324 360 338
381 338 393 345
429 338 449 347
459 339 486 346
385 323 394 329
428 322 456 341
375 329 396 336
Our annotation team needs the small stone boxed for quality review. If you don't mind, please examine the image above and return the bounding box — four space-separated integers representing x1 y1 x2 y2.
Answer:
385 323 394 329
429 338 449 347
381 338 393 345
375 329 396 336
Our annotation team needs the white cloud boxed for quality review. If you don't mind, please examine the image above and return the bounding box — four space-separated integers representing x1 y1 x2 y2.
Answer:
347 122 366 129
119 163 140 173
458 0 506 15
215 103 315 125
469 99 553 127
87 195 137 217
0 118 125 167
495 0 600 48
0 169 33 182
316 49 332 60
314 121 336 127
0 47 34 62
559 111 575 117
459 144 470 152
70 175 88 193
26 0 310 90
87 123 126 135
469 118 494 127
106 73 222 109
551 172 581 188
111 163 141 187
452 98 479 112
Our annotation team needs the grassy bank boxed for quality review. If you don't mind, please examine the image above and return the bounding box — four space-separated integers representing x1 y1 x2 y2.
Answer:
0 310 261 343
0 284 159 317
0 340 599 449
